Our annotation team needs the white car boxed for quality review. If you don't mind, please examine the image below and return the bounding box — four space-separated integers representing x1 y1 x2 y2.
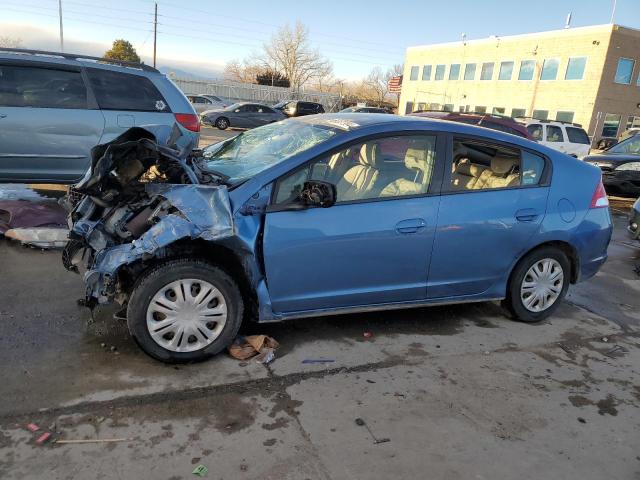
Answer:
518 119 591 159
186 94 229 114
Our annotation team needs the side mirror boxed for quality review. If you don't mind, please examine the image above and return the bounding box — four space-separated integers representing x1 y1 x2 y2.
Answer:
300 181 336 208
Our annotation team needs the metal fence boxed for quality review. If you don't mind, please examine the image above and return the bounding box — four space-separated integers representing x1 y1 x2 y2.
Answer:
171 76 343 112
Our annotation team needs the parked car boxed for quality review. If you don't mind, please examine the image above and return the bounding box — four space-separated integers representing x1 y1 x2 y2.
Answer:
63 114 612 362
517 119 591 158
584 134 640 197
629 197 640 241
186 94 228 113
0 48 199 184
201 102 285 130
411 111 534 140
273 100 324 117
340 106 391 114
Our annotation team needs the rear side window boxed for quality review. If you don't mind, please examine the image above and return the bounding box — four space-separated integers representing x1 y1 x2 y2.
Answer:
566 127 590 144
546 125 564 142
527 124 543 141
0 64 87 109
86 68 169 112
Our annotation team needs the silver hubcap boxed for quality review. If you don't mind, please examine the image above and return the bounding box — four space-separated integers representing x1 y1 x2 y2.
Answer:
218 119 227 128
146 279 227 353
520 258 564 313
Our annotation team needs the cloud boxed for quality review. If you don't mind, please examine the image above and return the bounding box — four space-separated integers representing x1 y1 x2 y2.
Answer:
1 23 224 78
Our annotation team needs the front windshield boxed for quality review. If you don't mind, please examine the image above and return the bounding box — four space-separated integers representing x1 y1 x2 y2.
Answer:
273 101 289 109
608 136 640 155
200 121 344 183
340 107 356 113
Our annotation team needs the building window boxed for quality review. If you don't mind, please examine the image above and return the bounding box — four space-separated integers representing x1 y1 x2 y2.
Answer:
405 101 414 114
540 59 559 80
626 115 640 130
602 113 621 137
458 106 465 112
422 65 432 81
410 66 419 81
518 60 535 80
480 62 494 80
532 110 549 120
511 108 526 118
556 111 575 123
449 64 461 80
417 102 426 112
614 58 635 84
565 57 587 80
492 107 505 114
434 64 446 80
443 104 454 112
475 106 487 114
464 63 476 80
498 61 514 80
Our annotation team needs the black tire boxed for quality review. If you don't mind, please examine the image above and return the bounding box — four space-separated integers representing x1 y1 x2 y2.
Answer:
503 247 570 323
126 259 243 363
215 117 229 130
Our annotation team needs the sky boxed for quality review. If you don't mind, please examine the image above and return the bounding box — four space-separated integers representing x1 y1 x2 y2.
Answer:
2 0 640 80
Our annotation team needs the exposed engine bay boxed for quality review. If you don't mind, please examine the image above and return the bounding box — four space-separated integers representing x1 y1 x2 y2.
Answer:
62 125 234 307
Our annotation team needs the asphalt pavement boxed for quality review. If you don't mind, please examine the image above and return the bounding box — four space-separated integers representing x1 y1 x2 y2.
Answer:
0 185 639 478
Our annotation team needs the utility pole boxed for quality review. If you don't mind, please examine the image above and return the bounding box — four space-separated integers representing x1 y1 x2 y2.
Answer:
58 0 64 51
153 2 158 68
610 0 617 24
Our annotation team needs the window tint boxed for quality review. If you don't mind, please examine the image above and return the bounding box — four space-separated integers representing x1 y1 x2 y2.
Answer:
566 127 590 144
450 139 531 191
565 57 587 80
522 151 545 185
556 111 574 123
449 64 460 80
609 137 640 154
518 60 535 80
480 63 494 80
464 63 476 80
273 135 437 204
602 114 621 137
511 108 526 118
410 66 419 80
614 58 635 84
527 124 543 140
532 110 548 120
86 68 169 112
422 65 432 80
434 65 446 80
498 61 513 80
546 125 564 142
0 65 87 109
260 106 275 113
540 59 559 80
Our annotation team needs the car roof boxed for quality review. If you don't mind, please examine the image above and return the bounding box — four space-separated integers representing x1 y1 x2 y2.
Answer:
0 48 161 76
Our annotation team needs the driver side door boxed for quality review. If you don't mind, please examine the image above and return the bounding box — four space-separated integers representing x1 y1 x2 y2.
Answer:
262 133 444 314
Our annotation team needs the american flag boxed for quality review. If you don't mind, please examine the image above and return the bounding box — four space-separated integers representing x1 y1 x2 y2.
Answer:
388 75 402 93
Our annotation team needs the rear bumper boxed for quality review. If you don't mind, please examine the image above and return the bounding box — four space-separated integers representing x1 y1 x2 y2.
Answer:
628 202 640 240
574 208 613 283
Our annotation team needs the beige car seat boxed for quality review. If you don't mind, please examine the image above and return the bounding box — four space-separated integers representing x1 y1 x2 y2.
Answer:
336 143 380 201
380 139 434 197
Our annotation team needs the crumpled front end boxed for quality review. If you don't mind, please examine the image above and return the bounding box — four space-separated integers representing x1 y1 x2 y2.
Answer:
62 126 234 306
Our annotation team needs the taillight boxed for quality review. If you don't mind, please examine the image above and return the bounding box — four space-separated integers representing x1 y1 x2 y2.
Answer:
590 178 609 208
174 113 200 132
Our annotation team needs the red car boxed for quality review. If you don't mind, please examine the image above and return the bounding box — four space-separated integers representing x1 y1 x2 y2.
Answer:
410 111 535 140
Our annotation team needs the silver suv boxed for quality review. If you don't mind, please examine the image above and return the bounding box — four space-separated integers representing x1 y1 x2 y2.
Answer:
0 48 199 183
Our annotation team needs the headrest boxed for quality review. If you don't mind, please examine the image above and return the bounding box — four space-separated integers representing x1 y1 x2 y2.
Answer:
405 148 427 171
456 159 484 178
491 155 516 175
358 143 378 167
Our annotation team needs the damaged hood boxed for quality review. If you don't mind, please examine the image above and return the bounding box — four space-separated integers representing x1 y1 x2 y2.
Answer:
63 125 235 305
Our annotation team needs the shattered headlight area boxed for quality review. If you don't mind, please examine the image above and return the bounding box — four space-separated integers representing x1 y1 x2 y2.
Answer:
62 126 234 307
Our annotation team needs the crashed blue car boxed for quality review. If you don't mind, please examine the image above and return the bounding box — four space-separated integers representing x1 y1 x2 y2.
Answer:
64 114 612 362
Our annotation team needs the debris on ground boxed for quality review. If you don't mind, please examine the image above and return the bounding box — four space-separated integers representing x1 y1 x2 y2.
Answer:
301 358 335 364
601 337 609 343
354 417 390 445
604 345 628 358
192 464 208 477
55 438 132 445
363 331 373 339
35 432 51 444
228 335 279 364
26 423 40 432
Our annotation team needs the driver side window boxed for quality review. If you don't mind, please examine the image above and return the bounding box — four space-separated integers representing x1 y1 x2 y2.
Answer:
273 135 437 205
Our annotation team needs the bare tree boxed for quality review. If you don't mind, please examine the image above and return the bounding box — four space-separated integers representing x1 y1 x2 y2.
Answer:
365 67 388 106
262 22 332 93
223 59 263 84
0 36 23 48
311 62 336 92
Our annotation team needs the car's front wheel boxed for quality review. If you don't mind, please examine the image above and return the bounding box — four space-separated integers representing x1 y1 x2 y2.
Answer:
504 247 570 323
215 117 229 130
127 259 243 363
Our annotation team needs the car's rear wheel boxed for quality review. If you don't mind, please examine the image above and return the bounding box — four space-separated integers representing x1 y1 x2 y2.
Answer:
127 259 243 363
503 247 570 323
215 117 229 130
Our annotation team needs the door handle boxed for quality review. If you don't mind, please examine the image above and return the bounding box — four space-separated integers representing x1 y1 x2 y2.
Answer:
395 218 426 234
0 114 7 119
515 208 540 222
